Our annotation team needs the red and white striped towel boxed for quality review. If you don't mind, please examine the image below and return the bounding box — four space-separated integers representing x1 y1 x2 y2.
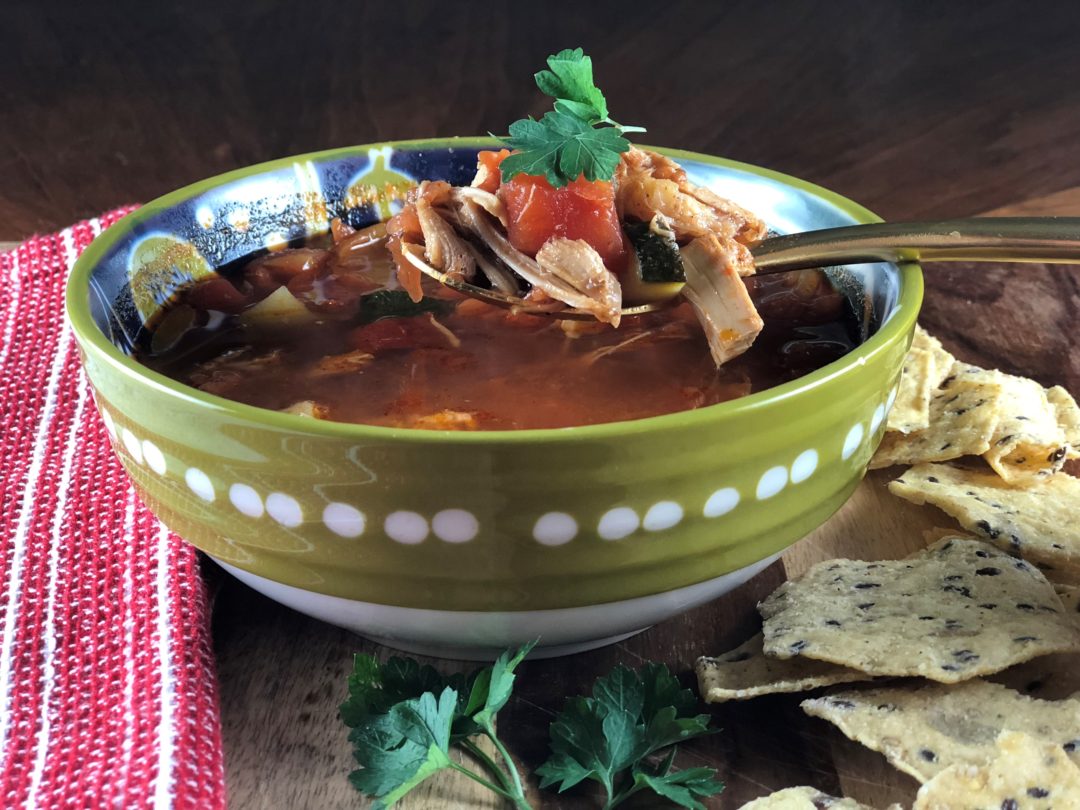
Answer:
0 211 226 809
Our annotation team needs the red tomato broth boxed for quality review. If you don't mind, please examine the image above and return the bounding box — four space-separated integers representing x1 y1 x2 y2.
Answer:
137 235 857 431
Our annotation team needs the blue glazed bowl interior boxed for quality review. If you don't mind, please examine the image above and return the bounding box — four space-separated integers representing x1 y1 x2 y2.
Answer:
80 140 901 361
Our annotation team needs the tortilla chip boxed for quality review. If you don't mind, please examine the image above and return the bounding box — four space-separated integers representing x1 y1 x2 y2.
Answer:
913 731 1080 809
759 537 1080 682
695 633 870 703
740 786 891 809
802 680 1080 783
990 585 1080 700
991 653 1080 701
958 365 1071 484
888 463 1080 581
885 326 955 434
871 366 1003 468
1058 584 1080 614
922 526 975 546
912 325 955 375
1049 385 1080 459
886 349 938 434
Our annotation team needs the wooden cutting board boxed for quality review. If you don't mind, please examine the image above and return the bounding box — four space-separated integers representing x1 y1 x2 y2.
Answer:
35 187 1080 808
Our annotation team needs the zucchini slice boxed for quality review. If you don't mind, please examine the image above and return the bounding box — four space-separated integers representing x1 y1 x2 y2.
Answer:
622 215 686 304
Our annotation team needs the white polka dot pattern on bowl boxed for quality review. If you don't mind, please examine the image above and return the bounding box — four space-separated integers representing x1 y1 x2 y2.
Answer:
643 501 683 532
432 509 479 544
121 428 143 464
842 422 865 460
266 492 303 528
141 440 167 475
384 511 428 545
184 467 215 503
597 507 639 541
107 388 894 549
229 483 264 518
870 403 886 433
756 466 788 500
323 502 365 538
703 487 739 518
533 513 577 546
100 409 117 440
790 449 818 484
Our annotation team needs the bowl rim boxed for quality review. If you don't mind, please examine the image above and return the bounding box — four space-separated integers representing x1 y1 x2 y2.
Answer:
66 136 923 445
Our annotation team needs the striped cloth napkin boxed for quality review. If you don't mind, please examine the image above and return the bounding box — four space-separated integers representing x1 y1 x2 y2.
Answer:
0 211 226 809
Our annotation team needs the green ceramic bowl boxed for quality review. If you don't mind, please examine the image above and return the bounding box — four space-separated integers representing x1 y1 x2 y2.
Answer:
67 138 921 658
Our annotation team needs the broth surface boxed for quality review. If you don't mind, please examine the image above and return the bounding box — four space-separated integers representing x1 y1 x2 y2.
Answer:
139 235 857 430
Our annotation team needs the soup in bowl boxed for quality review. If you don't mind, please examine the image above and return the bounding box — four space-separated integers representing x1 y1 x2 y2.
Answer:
66 138 920 658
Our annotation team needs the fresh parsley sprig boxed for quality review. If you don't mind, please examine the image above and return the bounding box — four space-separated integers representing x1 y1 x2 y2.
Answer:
536 663 724 810
341 642 535 809
341 648 722 809
497 48 645 187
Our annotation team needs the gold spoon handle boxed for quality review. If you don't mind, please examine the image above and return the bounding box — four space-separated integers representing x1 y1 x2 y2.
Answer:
752 217 1080 273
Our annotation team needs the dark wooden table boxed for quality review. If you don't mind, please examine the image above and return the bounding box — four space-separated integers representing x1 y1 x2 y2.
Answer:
5 2 1080 807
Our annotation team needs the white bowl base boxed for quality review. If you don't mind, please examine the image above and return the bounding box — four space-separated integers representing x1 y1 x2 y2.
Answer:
215 553 780 661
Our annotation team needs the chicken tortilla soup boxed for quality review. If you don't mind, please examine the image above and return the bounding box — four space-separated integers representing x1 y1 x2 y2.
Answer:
138 145 859 431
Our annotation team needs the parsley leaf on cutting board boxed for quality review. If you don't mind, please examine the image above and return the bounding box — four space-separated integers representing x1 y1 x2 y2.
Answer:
341 643 534 809
341 650 723 809
537 662 724 809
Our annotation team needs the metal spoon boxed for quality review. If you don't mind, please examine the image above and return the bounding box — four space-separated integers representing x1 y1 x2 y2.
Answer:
411 217 1080 320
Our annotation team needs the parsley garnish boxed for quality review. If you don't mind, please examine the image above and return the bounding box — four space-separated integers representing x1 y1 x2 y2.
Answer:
536 663 724 809
498 48 645 187
341 642 534 809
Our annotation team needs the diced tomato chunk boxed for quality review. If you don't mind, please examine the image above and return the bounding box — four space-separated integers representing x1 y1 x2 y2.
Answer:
385 205 425 302
347 315 451 354
474 149 510 193
498 174 628 274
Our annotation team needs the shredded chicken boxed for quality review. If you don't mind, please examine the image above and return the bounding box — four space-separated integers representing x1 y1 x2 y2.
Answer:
415 179 453 207
189 348 281 382
396 186 521 296
471 161 500 192
405 410 480 431
451 187 509 229
308 350 375 378
457 241 521 297
415 197 476 282
534 239 623 327
679 235 764 366
583 321 693 365
281 400 329 419
559 319 610 338
402 237 521 299
425 314 462 349
455 200 623 323
614 147 767 251
520 287 567 312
